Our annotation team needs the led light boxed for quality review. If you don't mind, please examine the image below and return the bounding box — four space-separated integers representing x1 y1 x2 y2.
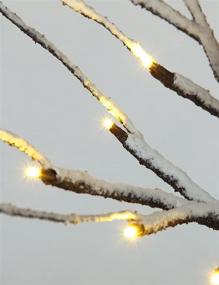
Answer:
210 268 219 285
24 166 41 179
123 225 138 239
99 96 126 123
101 117 114 130
130 42 155 69
123 223 144 240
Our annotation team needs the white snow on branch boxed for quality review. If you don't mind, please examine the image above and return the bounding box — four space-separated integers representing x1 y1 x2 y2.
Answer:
140 201 219 234
54 167 185 210
0 129 51 168
0 127 185 210
1 3 217 207
126 133 216 203
0 1 135 133
131 0 219 81
184 0 209 27
173 73 219 114
62 0 219 115
130 0 200 39
0 202 138 224
62 0 133 46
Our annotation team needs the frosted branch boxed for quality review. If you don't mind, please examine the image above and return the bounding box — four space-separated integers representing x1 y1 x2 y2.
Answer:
0 129 51 168
109 124 217 204
41 167 185 210
138 201 219 235
61 0 219 117
0 1 135 133
0 202 138 224
0 129 184 210
0 3 217 206
130 0 199 39
184 0 208 27
131 0 219 81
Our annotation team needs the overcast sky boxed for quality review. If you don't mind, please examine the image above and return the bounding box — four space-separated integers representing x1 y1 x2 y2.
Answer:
1 0 219 284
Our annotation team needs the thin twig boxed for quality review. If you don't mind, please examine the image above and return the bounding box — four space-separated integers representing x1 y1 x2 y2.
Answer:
0 202 138 224
131 0 219 81
62 0 219 115
0 3 216 203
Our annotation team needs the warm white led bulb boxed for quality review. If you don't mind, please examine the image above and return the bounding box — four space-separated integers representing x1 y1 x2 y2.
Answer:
123 225 138 239
130 42 154 69
24 166 41 179
101 117 114 130
210 268 219 285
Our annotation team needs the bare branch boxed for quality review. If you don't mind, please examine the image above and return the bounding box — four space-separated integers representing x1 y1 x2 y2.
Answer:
0 129 51 168
61 0 219 116
131 0 219 81
138 202 219 235
0 202 138 224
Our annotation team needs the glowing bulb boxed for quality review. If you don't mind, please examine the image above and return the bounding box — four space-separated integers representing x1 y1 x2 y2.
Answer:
123 225 138 240
24 166 41 179
130 42 155 69
101 117 114 130
99 96 126 123
210 268 219 285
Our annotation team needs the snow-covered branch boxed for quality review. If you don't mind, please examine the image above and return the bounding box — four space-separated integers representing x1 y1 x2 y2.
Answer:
0 203 138 224
0 1 135 133
0 129 185 210
130 0 200 39
0 129 51 168
131 0 219 82
150 66 219 117
61 0 219 117
1 201 218 234
41 167 185 210
109 124 217 204
184 0 208 27
138 201 219 235
0 3 217 206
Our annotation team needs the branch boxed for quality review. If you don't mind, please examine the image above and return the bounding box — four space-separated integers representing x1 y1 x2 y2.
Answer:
138 201 219 235
0 129 51 168
41 167 185 210
131 0 200 39
0 3 216 202
0 129 184 210
0 1 135 133
183 0 208 27
0 202 138 224
109 124 217 203
61 0 219 117
131 0 219 82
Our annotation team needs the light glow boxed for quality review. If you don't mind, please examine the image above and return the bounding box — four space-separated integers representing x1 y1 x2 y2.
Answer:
24 166 41 179
130 42 155 69
99 96 125 123
123 225 138 239
210 268 219 285
101 117 114 130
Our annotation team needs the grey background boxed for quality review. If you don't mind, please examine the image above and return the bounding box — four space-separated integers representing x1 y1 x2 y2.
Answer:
0 0 219 284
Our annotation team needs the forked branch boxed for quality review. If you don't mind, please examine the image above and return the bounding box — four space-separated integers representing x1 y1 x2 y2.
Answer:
0 2 215 203
131 0 219 81
61 0 219 116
